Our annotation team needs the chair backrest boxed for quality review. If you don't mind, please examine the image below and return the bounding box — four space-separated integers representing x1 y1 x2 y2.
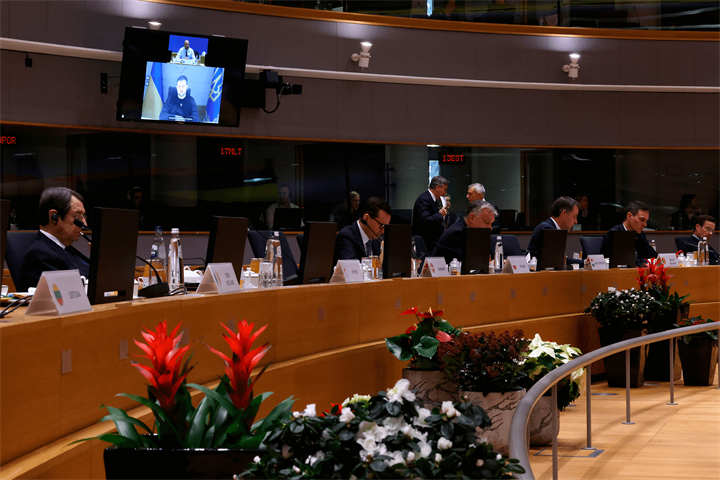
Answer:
296 233 305 267
6 231 38 291
491 234 523 257
412 236 429 259
247 230 299 284
580 236 604 258
675 236 695 253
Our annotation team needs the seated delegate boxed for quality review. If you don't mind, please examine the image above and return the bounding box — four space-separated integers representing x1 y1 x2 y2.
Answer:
431 200 496 264
159 75 200 122
677 215 718 265
333 196 392 264
527 196 583 267
601 200 658 267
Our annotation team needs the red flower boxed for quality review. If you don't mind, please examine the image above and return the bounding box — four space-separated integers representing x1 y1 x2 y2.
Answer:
206 320 270 410
405 325 417 334
436 330 452 342
132 320 192 410
401 307 419 316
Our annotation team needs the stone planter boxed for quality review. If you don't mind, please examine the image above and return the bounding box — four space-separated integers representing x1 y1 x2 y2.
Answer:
402 368 458 410
460 389 525 456
598 327 647 388
677 338 719 386
104 441 263 479
645 304 689 382
527 394 559 446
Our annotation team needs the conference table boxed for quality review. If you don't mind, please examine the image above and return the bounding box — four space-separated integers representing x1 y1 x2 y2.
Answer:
1 267 718 479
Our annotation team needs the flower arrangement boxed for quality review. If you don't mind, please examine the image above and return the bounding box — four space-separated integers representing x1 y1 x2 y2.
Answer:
583 287 668 331
636 258 689 308
240 379 525 479
674 316 719 345
80 319 294 450
520 334 584 411
438 329 530 395
386 307 461 370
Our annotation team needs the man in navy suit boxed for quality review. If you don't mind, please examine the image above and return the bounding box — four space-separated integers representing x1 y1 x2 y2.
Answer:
334 196 392 264
412 176 449 251
431 200 496 264
20 187 90 291
677 215 718 265
601 200 658 266
527 196 580 263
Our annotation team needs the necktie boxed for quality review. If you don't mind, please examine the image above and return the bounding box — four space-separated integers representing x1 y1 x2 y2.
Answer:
366 241 372 257
437 198 443 210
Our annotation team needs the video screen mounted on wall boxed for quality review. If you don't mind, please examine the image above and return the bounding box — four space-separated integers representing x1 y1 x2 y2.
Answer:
117 28 248 127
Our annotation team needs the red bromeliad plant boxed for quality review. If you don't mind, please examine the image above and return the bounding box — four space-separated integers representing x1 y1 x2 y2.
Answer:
636 258 689 307
77 319 293 450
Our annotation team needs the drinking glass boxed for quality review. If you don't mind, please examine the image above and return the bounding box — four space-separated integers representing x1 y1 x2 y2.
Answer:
259 260 273 288
361 257 373 281
250 258 263 274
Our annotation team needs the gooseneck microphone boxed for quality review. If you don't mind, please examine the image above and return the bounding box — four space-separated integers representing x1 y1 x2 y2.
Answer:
360 218 382 240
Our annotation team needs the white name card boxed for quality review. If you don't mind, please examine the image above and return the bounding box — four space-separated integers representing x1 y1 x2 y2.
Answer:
420 257 450 277
502 256 531 274
196 263 241 295
330 260 365 283
26 270 93 316
658 254 680 267
585 254 608 270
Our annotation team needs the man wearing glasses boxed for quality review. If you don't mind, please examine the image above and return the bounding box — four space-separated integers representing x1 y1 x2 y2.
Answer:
679 215 718 265
20 187 90 291
334 196 392 264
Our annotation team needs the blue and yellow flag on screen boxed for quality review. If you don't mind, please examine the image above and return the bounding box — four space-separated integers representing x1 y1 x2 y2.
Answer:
142 62 164 119
205 68 224 123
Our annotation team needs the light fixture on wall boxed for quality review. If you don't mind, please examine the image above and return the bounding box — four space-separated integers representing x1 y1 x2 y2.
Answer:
351 42 372 69
562 53 580 80
148 21 162 30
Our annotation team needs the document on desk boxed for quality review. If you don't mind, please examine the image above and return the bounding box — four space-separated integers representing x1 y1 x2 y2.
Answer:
26 270 93 316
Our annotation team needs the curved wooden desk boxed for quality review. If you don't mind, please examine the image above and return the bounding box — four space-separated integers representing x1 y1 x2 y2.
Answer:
1 267 718 479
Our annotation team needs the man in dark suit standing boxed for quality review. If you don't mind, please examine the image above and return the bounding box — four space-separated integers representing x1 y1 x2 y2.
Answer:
431 200 496 264
527 196 580 262
677 215 718 265
21 187 90 291
412 176 449 251
334 196 392 264
601 201 658 266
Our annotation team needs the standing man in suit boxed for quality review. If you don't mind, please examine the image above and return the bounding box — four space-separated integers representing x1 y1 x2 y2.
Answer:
466 183 501 233
527 196 580 262
677 215 718 265
334 196 392 264
21 187 90 291
431 200 496 264
412 176 449 251
601 201 658 266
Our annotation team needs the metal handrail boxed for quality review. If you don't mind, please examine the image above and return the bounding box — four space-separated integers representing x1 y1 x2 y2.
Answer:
508 321 720 480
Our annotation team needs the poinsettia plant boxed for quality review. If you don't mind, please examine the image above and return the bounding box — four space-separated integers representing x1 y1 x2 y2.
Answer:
386 307 462 370
674 316 719 345
76 319 294 450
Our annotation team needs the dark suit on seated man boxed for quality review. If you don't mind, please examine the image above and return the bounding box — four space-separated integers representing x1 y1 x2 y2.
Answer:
527 196 581 266
334 196 392 265
412 175 450 251
432 200 496 264
676 215 718 265
21 187 90 291
601 200 658 267
159 75 200 122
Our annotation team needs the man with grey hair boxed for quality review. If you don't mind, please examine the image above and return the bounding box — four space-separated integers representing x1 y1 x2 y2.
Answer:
431 200 497 264
466 183 501 233
412 175 449 250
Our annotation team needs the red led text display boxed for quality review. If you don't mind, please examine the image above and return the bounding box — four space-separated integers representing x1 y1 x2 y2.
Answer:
220 147 243 156
441 154 464 163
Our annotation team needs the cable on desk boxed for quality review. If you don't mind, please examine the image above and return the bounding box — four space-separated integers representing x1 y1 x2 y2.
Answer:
0 295 34 318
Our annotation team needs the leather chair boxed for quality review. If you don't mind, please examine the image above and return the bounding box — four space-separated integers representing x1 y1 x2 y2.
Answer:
491 234 524 257
6 231 38 292
675 236 695 254
580 236 604 259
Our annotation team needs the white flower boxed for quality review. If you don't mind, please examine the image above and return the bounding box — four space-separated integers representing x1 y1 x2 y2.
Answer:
441 401 460 418
413 407 432 426
607 286 616 293
292 466 301 474
339 407 355 423
343 394 372 407
406 451 415 462
435 453 443 463
386 450 406 466
282 445 293 459
303 404 317 417
437 437 453 450
419 440 432 459
496 453 502 461
293 411 302 419
476 459 485 467
305 451 324 465
386 378 416 403
253 456 261 463
383 416 407 435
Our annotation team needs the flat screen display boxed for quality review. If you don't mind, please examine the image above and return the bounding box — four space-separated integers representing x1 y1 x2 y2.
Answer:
117 28 248 127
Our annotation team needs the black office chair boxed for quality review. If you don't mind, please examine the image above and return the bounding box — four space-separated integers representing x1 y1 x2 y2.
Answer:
491 234 524 257
296 233 305 266
580 236 604 259
6 231 38 292
675 236 695 254
247 230 299 285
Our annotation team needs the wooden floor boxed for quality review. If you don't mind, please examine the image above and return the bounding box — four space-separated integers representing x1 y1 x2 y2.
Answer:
528 374 720 480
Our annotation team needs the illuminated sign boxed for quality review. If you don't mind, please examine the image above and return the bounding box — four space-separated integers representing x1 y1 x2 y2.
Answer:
220 147 243 156
441 154 464 163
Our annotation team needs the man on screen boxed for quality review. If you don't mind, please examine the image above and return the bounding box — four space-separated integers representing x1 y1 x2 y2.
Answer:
159 75 200 122
176 40 196 63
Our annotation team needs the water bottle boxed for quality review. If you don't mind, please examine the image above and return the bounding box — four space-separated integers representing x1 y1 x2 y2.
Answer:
494 236 504 272
650 239 656 252
145 226 167 284
167 228 184 290
265 231 283 287
9 209 18 231
699 237 709 266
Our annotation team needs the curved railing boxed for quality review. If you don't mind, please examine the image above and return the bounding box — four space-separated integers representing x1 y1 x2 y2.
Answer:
508 321 720 480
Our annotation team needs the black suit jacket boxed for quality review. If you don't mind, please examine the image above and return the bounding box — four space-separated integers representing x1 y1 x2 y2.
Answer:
527 217 557 260
601 224 658 266
677 235 719 265
412 190 445 251
20 232 90 291
333 221 381 264
431 219 466 264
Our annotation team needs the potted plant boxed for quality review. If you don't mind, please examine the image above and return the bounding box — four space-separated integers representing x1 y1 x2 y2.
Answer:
674 316 719 386
385 307 461 408
520 334 584 445
437 329 530 455
584 287 667 388
240 378 526 479
636 258 690 381
78 319 294 479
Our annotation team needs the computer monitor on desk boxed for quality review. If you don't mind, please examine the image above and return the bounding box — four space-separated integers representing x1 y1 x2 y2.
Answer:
273 209 303 231
87 208 139 305
298 222 337 284
383 224 412 279
462 227 491 275
609 230 636 268
538 230 568 271
206 216 248 276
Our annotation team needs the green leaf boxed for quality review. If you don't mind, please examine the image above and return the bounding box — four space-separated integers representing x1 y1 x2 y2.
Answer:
187 383 239 416
102 406 144 444
117 393 183 441
339 429 355 441
185 396 212 448
99 413 153 435
385 401 401 416
440 421 454 439
252 396 294 434
386 336 413 361
370 460 387 472
289 421 305 434
415 335 440 359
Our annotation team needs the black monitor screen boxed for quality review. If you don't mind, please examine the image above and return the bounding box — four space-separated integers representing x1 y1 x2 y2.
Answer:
538 229 568 271
610 230 637 268
382 224 412 279
462 227 491 275
298 222 337 284
206 216 248 277
117 28 248 127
